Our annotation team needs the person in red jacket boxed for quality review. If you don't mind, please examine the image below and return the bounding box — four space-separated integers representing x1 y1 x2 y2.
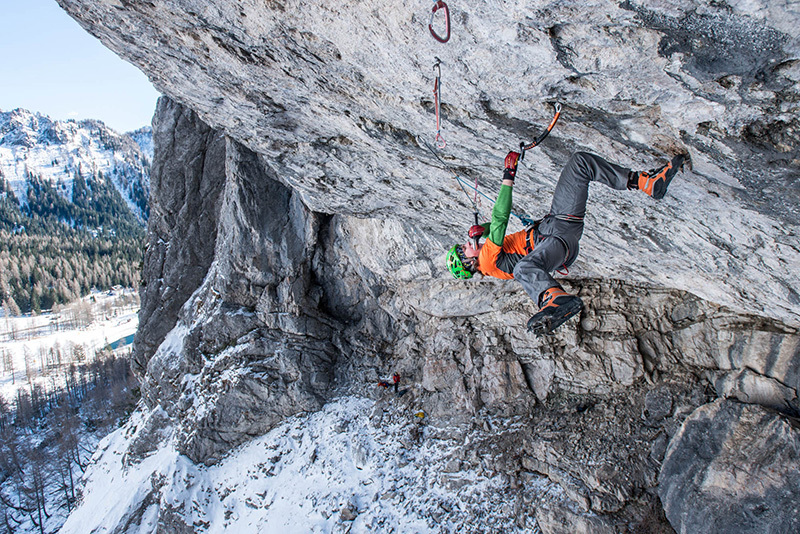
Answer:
446 150 687 335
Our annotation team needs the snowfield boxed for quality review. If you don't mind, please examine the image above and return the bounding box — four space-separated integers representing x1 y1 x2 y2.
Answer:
61 396 553 533
0 289 139 405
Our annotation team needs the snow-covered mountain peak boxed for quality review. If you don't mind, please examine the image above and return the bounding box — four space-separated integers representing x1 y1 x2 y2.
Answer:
0 107 151 220
0 108 61 148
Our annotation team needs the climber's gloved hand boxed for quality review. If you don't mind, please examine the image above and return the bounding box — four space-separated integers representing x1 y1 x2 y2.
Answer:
503 151 521 182
468 225 485 239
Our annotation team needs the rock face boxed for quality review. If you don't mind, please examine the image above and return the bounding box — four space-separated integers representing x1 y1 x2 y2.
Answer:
133 98 226 374
56 0 800 325
95 98 798 532
51 0 800 532
659 399 800 534
140 102 339 463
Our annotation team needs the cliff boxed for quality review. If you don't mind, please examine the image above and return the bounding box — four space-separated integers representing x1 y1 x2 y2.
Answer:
57 1 800 532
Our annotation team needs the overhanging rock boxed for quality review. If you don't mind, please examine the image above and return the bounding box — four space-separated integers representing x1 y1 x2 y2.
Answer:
49 0 800 531
56 0 800 326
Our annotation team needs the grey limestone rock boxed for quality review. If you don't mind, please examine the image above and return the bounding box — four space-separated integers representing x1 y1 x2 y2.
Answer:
715 368 799 416
55 0 800 327
140 116 337 463
534 503 616 534
659 399 800 534
128 98 800 531
49 0 800 531
133 97 226 375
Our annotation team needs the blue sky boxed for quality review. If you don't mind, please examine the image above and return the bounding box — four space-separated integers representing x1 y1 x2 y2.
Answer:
0 0 160 132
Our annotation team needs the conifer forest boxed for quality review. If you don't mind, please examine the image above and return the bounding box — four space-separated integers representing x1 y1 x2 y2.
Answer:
0 169 145 315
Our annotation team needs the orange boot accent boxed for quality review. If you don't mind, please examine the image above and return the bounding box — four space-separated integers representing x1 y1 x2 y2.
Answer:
539 287 570 310
638 161 673 197
635 154 687 200
528 288 584 336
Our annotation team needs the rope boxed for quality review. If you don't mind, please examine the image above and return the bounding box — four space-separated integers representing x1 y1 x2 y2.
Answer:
420 103 564 228
420 139 537 226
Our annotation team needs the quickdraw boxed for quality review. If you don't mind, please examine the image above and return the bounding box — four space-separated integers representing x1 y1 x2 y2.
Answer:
433 59 446 148
429 0 451 43
519 102 562 161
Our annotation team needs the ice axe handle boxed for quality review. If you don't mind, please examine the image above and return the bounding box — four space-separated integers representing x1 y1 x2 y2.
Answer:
520 102 562 156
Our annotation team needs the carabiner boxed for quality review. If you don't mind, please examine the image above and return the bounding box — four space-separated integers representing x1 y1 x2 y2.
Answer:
429 0 451 43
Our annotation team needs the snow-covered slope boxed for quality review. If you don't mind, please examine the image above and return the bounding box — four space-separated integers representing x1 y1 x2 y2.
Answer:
0 108 151 221
61 396 550 534
128 125 154 162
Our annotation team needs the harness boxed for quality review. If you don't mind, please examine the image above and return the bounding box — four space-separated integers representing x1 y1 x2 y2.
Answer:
522 214 584 276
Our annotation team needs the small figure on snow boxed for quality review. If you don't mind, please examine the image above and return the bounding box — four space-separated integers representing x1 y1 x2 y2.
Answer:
446 151 688 335
377 373 402 394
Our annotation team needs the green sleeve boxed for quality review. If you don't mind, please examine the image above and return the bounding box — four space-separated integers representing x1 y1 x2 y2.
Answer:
486 184 513 246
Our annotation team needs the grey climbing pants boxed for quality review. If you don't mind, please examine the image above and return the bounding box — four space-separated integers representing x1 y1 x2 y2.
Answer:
511 152 631 306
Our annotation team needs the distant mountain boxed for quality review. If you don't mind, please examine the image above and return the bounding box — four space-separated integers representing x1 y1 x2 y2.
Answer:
128 125 154 162
0 108 152 314
0 108 151 221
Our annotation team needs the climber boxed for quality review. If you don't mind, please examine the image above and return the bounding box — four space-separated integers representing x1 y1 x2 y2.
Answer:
446 150 688 335
377 373 401 393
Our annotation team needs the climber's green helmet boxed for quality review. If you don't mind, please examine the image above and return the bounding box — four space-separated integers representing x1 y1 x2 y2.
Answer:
446 244 475 279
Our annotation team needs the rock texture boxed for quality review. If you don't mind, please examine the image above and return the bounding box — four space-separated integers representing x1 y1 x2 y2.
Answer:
133 98 226 374
659 399 800 534
51 0 800 532
140 104 339 463
86 98 797 532
56 0 800 325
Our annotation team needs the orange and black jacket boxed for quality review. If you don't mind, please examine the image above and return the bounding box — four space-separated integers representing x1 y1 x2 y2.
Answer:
477 184 535 279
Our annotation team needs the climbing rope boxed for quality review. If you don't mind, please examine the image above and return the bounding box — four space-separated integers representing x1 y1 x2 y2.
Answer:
429 0 451 43
420 138 480 212
420 138 537 227
433 59 446 148
420 103 564 228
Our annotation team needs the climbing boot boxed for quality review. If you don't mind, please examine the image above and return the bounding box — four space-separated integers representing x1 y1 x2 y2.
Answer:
632 153 688 200
527 287 584 336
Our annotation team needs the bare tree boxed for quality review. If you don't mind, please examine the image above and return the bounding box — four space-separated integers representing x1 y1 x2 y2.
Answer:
71 344 86 365
24 348 35 386
0 433 34 532
1 348 9 373
26 447 50 534
0 397 8 430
